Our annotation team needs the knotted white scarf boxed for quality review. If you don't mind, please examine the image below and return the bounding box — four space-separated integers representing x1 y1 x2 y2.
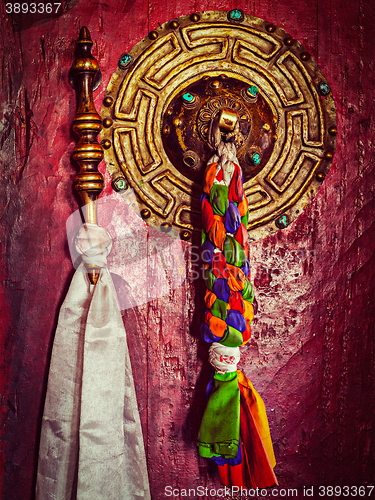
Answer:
36 223 151 500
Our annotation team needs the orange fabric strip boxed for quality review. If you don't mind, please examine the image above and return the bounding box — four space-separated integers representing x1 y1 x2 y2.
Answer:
204 290 217 309
238 370 277 470
203 163 217 195
208 218 226 250
226 264 246 292
207 315 227 338
238 195 249 217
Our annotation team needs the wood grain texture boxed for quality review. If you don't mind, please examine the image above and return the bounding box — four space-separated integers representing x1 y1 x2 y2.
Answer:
0 0 374 498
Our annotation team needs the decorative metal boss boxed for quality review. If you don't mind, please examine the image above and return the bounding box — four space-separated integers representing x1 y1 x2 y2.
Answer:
100 10 337 240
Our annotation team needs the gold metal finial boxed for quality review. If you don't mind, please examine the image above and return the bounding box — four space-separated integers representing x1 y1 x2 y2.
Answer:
70 26 104 285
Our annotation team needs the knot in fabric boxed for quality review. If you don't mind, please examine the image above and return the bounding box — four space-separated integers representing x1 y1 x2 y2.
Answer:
208 141 240 187
75 223 112 267
208 343 240 373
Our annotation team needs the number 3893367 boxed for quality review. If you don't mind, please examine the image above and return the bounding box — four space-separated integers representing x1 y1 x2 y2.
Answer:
5 3 61 14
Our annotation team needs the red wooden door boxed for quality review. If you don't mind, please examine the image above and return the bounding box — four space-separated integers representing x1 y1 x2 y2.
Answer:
1 1 374 499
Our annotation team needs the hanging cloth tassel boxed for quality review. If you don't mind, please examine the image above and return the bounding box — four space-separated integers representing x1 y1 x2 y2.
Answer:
36 223 151 500
197 118 277 488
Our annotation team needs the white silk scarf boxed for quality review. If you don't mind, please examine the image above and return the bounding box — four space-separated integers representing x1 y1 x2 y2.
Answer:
36 225 151 500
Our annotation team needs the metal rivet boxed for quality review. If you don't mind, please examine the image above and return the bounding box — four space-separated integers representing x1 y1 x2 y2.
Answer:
328 126 337 136
166 108 173 116
141 209 151 219
190 13 200 22
161 222 172 233
173 117 181 128
101 139 111 149
183 155 196 168
263 123 271 131
149 30 158 40
324 151 333 161
170 20 179 29
273 134 278 142
284 37 294 46
180 230 191 241
103 96 113 107
318 82 331 96
183 150 200 170
300 52 310 61
118 53 131 69
227 9 244 22
112 177 127 191
275 214 289 229
316 172 326 182
265 24 276 33
103 118 112 128
211 80 221 89
163 125 170 135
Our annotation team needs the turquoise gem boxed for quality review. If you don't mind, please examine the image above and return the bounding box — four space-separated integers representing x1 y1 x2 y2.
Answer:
247 85 258 97
229 9 242 20
183 92 195 103
278 215 288 227
319 82 330 95
252 153 261 165
119 53 131 68
114 178 127 191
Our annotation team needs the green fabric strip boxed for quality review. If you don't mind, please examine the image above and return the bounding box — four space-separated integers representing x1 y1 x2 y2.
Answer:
223 235 246 267
219 325 243 347
241 279 254 302
211 298 228 320
204 268 216 291
210 184 229 217
197 371 240 459
241 212 249 227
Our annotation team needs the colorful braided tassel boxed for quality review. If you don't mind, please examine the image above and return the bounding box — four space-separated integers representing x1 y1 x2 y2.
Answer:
197 137 278 488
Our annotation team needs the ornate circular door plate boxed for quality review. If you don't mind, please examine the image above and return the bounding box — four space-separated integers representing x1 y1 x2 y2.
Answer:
100 10 337 241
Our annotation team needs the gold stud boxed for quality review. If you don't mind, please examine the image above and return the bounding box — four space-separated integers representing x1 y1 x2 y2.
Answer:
170 20 179 29
101 139 111 149
103 96 113 107
316 172 325 182
141 209 151 219
328 126 337 136
190 13 200 22
103 118 112 128
180 230 191 241
148 30 158 40
161 222 172 232
324 151 333 161
173 117 181 128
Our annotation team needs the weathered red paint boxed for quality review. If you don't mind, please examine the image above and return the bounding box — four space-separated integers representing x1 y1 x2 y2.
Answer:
1 0 374 499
